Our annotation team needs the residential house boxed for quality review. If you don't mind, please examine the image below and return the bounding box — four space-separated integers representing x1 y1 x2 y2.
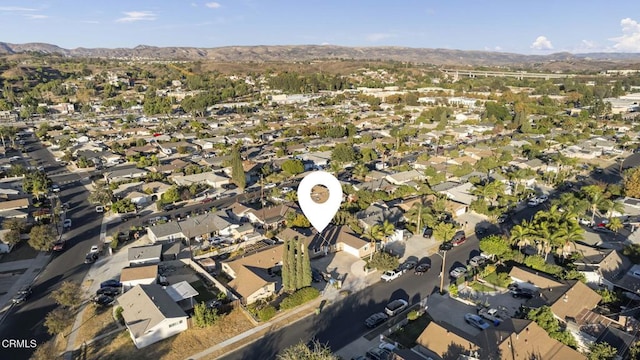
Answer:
121 265 159 290
221 244 284 304
352 178 397 194
385 170 426 186
300 151 332 169
277 226 373 259
415 318 586 360
151 159 189 174
509 267 602 326
356 202 403 230
157 141 194 155
573 244 632 290
179 212 236 240
117 284 188 349
142 181 172 202
169 171 230 189
0 198 30 212
104 167 148 183
147 222 184 244
244 203 299 229
128 245 163 266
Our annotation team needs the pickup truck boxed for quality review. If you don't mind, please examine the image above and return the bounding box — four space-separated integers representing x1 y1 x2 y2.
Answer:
478 307 507 324
380 269 404 282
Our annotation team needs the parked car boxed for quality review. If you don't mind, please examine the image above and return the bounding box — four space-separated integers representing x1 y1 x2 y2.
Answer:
497 214 509 224
400 260 417 271
364 312 388 328
384 299 408 317
52 241 65 252
511 288 535 299
527 198 540 207
579 218 594 226
51 184 60 192
381 269 404 282
451 231 466 246
89 245 100 253
464 313 490 330
439 241 453 251
100 279 122 288
96 287 121 297
469 255 486 267
12 286 32 305
95 205 104 213
84 252 98 264
450 267 467 279
414 263 431 275
63 219 72 228
422 227 433 238
93 294 115 306
593 224 614 233
538 194 549 203
162 204 176 211
365 347 392 360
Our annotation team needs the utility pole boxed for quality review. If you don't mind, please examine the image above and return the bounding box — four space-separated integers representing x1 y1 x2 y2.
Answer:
261 175 266 231
438 250 447 294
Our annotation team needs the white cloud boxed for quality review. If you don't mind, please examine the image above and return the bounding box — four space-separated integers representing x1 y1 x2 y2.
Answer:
205 2 221 8
0 6 37 11
530 35 553 50
24 14 48 19
116 11 157 23
366 33 394 42
610 17 640 52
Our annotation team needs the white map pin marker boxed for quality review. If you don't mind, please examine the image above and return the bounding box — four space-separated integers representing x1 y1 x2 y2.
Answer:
297 171 343 233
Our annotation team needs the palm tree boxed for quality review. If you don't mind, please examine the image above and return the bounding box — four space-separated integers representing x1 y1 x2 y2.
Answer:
607 217 624 239
602 200 625 220
582 185 608 225
379 220 395 245
285 191 298 202
406 198 432 234
364 224 384 261
353 164 369 181
433 222 456 243
510 221 531 251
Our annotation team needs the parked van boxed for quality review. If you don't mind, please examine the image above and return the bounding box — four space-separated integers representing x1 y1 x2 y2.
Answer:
451 231 466 246
384 299 408 317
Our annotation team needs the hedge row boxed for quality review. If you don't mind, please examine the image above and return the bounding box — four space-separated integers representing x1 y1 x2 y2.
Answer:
280 287 320 310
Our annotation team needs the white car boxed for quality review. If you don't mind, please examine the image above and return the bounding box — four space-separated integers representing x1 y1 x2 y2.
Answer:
527 198 540 207
538 194 548 203
450 267 467 279
63 219 72 228
89 245 100 253
95 205 104 213
579 218 594 226
380 269 403 282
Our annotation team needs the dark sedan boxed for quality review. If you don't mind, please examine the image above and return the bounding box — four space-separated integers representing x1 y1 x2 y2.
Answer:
414 263 431 275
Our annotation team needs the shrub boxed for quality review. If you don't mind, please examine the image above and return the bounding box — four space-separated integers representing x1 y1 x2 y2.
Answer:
114 306 124 324
110 238 118 250
368 252 399 272
257 305 277 321
407 310 420 321
280 287 320 310
449 284 458 297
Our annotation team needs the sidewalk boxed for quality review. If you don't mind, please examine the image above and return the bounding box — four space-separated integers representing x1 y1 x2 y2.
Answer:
0 251 51 320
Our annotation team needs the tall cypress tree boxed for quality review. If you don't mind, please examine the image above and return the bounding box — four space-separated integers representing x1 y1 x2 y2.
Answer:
301 242 312 288
286 236 297 291
295 238 304 290
281 237 291 291
231 145 246 190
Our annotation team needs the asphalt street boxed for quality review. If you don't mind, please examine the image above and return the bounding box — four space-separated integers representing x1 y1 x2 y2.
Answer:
0 140 103 359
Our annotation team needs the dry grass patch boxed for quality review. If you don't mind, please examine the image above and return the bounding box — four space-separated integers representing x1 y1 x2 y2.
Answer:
77 308 254 360
73 304 120 348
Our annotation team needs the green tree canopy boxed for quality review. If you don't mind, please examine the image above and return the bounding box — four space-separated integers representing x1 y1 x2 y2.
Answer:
281 159 305 176
28 224 56 251
479 235 510 259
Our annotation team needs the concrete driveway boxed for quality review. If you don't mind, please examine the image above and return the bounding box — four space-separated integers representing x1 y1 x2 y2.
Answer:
311 252 379 292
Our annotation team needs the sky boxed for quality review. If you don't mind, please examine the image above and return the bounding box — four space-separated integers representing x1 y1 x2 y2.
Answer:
1 1 640 54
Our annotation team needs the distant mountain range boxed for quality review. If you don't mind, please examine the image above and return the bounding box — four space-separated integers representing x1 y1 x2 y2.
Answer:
1 42 640 68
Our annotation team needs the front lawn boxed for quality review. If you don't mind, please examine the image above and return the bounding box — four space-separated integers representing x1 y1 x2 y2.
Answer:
482 270 512 288
470 281 496 293
388 313 432 348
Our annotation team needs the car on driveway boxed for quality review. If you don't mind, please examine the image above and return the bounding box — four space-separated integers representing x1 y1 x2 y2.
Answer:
93 294 115 307
450 267 467 279
579 218 594 226
365 347 392 360
538 194 549 203
97 287 121 297
464 313 490 330
511 288 535 299
469 256 486 267
63 219 72 228
527 198 540 207
100 279 122 288
364 312 388 328
414 263 431 275
89 245 100 253
311 268 326 283
497 214 509 224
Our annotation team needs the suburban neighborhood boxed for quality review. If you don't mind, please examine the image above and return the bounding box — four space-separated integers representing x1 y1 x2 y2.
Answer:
2 34 640 360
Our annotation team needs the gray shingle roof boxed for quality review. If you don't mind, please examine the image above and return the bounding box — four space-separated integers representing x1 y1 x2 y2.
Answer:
117 284 186 338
